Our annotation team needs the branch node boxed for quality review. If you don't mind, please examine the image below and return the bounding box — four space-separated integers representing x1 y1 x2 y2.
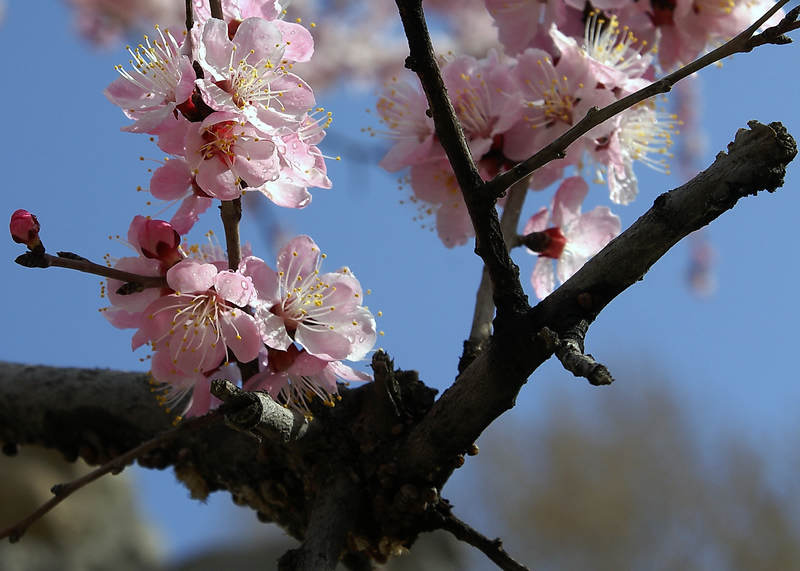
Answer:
541 324 615 386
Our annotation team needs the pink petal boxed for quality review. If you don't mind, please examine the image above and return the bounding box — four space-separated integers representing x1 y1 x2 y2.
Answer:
289 352 329 376
295 325 352 361
214 271 255 306
567 206 621 257
171 195 213 235
220 311 261 363
551 176 589 228
255 309 293 350
531 257 556 299
328 361 372 382
167 259 218 293
240 256 280 302
523 207 549 235
150 158 192 200
436 200 474 248
276 235 320 286
274 21 314 62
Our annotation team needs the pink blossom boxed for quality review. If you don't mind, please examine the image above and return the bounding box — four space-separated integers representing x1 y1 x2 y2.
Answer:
242 236 376 362
409 160 475 249
504 47 616 162
102 216 182 345
184 111 279 199
102 253 165 349
244 345 371 415
140 259 261 384
525 177 621 299
442 51 522 163
105 27 196 141
376 76 437 172
195 17 315 133
590 103 680 204
485 0 549 55
550 15 654 93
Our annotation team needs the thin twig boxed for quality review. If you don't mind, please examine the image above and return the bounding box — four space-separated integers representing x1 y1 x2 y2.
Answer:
436 504 529 571
14 251 166 289
209 0 223 20
483 0 796 200
220 198 243 271
185 0 194 32
0 411 221 543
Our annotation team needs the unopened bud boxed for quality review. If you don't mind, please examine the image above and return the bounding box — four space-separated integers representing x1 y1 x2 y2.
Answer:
10 209 43 253
133 216 182 267
539 227 567 259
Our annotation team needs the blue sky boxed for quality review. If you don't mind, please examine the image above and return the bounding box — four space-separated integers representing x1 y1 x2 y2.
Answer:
2 0 799 563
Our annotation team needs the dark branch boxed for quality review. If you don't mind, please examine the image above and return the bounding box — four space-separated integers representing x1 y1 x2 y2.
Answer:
394 0 529 321
531 121 796 329
219 198 243 271
396 121 796 489
461 177 530 373
209 0 223 20
14 251 166 290
435 503 529 571
185 0 194 32
278 473 363 571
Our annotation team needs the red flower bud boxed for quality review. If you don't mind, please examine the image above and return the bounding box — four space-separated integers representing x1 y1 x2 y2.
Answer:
137 218 182 268
10 209 43 252
539 227 567 259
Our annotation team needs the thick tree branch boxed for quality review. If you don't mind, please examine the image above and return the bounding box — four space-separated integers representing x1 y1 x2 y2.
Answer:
278 472 364 571
394 0 529 321
396 121 796 489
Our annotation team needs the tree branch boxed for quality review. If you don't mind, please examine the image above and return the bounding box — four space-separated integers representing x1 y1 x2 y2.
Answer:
394 0 529 321
278 472 363 571
396 121 796 489
14 251 166 290
461 177 530 373
435 503 529 571
220 198 243 271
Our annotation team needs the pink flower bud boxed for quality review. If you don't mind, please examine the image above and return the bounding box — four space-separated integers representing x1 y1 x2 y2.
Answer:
137 218 182 268
10 209 43 252
539 227 567 259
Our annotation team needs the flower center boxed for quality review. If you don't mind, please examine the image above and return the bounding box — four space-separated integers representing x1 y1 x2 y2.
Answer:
200 121 238 163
